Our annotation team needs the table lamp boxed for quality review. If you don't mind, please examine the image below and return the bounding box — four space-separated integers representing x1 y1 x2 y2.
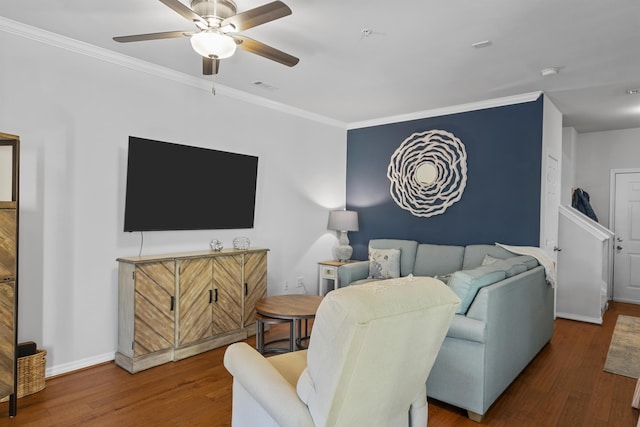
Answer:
328 210 359 262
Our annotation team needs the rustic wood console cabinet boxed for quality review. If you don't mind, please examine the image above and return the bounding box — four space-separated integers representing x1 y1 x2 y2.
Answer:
115 248 268 373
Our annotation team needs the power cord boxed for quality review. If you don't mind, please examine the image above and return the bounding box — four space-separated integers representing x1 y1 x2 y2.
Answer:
138 231 144 257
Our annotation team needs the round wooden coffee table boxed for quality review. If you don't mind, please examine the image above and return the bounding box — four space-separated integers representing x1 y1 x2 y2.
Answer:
255 295 323 354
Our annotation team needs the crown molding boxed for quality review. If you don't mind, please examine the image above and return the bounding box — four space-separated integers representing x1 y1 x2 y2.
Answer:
347 92 544 130
0 17 542 132
0 16 347 129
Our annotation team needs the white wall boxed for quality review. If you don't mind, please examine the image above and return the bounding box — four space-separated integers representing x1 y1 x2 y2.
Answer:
575 127 640 227
0 28 346 375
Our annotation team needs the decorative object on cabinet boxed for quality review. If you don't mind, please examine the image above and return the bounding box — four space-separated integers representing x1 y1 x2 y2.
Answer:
387 129 467 217
210 239 223 251
327 210 359 262
115 248 268 373
0 133 19 417
232 236 250 250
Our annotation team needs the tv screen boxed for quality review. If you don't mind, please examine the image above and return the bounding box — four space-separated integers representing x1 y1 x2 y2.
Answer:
124 136 258 232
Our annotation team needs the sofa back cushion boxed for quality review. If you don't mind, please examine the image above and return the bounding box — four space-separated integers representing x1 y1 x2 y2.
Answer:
482 254 538 275
414 244 465 277
462 244 518 269
485 259 527 277
504 255 539 270
448 265 507 314
368 239 418 276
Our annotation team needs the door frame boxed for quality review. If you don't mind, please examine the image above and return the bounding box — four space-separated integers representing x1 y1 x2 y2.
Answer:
609 168 640 301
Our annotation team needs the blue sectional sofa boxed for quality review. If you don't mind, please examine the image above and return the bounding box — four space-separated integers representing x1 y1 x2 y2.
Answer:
337 239 555 421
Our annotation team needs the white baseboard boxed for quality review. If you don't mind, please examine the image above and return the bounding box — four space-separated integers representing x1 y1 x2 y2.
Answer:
555 312 603 325
45 351 116 378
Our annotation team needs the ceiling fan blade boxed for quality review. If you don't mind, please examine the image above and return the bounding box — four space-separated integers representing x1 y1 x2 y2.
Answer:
159 0 207 26
203 57 220 75
233 35 299 67
222 1 292 32
113 30 190 43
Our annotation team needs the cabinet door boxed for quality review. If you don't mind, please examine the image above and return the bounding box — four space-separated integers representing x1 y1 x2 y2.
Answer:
243 251 267 329
134 262 175 357
0 209 16 279
0 281 14 399
177 258 213 346
212 255 242 335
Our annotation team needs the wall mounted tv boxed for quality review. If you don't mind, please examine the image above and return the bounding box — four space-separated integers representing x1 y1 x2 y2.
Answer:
124 136 258 232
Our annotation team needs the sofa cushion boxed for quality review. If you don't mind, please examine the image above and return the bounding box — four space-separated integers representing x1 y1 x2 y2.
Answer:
481 254 501 266
505 255 539 270
413 244 465 277
462 244 518 270
368 239 418 276
448 265 507 314
481 255 527 277
368 248 401 279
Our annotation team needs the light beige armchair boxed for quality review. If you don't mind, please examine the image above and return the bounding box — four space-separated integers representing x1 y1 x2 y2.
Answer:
223 276 460 427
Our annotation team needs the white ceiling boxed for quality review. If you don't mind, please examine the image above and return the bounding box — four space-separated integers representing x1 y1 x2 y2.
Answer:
1 0 640 132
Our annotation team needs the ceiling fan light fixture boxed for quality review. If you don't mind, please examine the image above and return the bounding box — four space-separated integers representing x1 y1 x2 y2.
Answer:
220 23 237 33
191 31 237 59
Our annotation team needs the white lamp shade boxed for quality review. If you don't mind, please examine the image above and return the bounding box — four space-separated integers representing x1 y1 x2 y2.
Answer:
190 32 237 59
328 210 359 232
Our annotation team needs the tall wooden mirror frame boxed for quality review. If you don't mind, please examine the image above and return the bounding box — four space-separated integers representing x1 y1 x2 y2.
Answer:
0 133 19 418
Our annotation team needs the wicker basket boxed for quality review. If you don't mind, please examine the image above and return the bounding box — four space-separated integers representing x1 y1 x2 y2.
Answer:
0 349 46 401
17 349 46 398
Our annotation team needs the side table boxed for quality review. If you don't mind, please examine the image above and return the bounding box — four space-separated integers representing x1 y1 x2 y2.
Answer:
255 295 323 354
317 260 359 296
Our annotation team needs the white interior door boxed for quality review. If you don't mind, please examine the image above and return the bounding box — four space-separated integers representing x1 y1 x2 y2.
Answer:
612 171 640 303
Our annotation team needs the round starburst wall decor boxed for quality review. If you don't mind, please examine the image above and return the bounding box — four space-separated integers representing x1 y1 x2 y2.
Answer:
387 129 468 217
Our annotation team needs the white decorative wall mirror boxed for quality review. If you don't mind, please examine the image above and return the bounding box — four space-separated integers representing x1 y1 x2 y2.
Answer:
387 129 467 217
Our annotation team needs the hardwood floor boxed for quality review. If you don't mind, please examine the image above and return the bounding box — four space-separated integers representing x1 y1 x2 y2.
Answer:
2 302 640 426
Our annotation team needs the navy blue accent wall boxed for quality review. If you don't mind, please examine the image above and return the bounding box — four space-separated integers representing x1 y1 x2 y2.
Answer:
346 97 544 261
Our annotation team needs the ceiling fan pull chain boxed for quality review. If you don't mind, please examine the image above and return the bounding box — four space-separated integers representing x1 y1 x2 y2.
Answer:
211 75 216 95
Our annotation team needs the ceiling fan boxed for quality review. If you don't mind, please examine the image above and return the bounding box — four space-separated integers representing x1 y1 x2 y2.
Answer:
113 0 299 76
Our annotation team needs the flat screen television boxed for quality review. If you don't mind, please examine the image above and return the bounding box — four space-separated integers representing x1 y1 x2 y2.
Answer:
123 136 258 232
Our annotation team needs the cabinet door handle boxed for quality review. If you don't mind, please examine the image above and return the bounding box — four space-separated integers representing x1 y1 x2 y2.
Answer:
170 296 175 312
244 283 248 295
209 289 213 304
215 288 218 302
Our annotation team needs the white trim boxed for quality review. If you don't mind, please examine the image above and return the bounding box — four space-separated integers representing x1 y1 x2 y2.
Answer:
347 92 543 130
555 312 602 325
609 168 640 302
0 16 542 134
45 351 116 378
0 16 347 129
0 16 544 132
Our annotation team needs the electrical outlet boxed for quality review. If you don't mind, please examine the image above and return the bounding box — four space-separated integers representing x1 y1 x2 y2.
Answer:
296 276 304 287
284 281 289 291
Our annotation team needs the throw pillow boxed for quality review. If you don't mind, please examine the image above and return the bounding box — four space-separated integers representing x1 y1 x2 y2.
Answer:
368 248 401 279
